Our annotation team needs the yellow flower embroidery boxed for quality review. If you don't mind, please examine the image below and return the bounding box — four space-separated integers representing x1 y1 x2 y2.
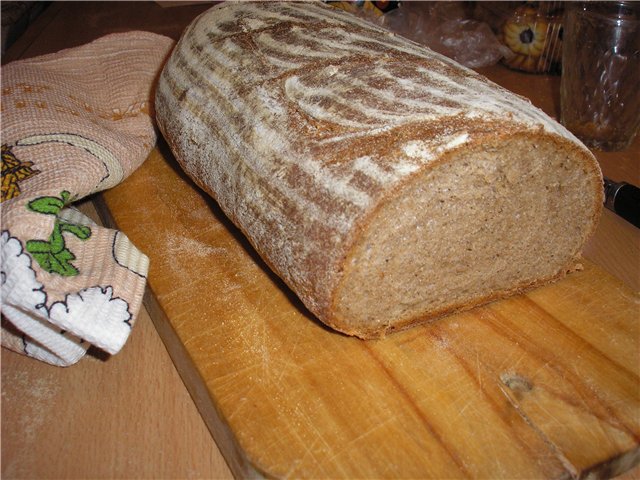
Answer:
1 144 40 202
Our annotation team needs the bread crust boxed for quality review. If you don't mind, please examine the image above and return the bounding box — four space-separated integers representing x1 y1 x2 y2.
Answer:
155 1 603 337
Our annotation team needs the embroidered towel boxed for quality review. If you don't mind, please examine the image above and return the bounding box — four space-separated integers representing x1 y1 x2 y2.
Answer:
1 32 174 366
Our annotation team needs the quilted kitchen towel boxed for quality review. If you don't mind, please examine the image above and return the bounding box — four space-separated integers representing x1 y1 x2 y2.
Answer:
1 31 174 366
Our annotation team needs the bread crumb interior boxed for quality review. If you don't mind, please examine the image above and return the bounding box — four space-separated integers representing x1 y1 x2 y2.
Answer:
334 135 598 334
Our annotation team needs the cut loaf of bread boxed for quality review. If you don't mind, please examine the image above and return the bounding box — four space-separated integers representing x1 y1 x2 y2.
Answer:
155 1 603 338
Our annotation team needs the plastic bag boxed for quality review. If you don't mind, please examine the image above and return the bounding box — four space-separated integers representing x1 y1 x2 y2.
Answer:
379 2 512 68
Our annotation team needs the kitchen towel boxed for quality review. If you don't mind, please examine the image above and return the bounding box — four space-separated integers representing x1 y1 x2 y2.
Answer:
1 31 174 366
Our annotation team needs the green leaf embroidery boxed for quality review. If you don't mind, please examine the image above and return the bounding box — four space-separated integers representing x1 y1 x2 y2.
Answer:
27 196 65 215
25 191 90 277
44 247 79 277
24 239 51 254
59 223 91 240
27 190 73 216
26 236 80 276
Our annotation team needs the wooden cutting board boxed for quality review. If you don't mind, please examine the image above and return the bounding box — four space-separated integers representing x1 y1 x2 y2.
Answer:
98 140 640 479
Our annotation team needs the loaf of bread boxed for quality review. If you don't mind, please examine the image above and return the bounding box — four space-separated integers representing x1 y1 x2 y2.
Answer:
155 1 603 338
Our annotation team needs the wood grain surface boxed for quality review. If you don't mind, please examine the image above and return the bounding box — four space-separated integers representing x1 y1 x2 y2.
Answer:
2 2 639 479
97 138 639 478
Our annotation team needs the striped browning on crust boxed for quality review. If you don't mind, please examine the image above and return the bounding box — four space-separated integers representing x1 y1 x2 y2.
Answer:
155 1 602 337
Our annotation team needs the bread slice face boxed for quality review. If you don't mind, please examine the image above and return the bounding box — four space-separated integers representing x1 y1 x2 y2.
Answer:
155 1 603 338
332 132 602 337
